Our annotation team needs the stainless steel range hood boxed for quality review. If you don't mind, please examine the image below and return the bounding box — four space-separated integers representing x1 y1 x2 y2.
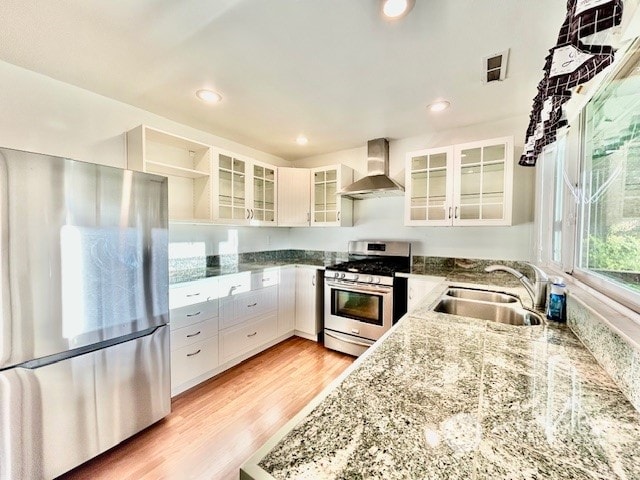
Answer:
339 138 404 199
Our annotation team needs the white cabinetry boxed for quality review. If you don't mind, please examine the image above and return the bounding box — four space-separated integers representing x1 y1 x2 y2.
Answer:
169 277 219 396
277 168 311 226
219 270 279 363
407 276 445 312
405 137 514 226
295 267 323 340
212 150 277 226
127 125 212 222
278 266 296 335
311 165 353 227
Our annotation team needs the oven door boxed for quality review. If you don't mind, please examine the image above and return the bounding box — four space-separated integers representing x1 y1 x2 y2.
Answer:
324 280 393 341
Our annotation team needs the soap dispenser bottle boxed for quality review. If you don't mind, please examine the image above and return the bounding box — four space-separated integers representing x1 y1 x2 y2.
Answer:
546 277 566 322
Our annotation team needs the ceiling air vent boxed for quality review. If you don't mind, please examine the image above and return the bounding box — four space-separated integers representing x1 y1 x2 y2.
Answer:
483 49 509 83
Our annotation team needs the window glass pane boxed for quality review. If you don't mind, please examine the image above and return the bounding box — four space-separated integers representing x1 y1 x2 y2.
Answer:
552 139 566 264
579 48 640 297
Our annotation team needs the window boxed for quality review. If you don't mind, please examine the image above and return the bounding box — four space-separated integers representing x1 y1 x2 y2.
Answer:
576 43 640 309
552 138 566 265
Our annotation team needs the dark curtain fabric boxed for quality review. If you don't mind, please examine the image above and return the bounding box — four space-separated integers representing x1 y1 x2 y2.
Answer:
520 0 623 166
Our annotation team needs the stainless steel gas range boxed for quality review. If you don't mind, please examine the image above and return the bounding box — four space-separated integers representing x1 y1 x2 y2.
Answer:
324 240 411 356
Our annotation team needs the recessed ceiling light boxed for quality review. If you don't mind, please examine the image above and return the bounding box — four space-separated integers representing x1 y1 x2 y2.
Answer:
296 135 309 146
196 89 222 104
427 100 450 113
382 0 414 19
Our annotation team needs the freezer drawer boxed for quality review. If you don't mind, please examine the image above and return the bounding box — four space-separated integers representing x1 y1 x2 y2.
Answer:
0 326 170 480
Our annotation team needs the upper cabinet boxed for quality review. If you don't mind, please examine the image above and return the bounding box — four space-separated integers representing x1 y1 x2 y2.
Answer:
277 167 311 227
405 136 514 226
212 150 277 226
405 146 454 226
310 165 354 227
127 125 278 225
127 125 212 222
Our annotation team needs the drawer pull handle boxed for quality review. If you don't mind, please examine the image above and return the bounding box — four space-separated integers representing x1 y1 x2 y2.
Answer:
247 302 258 307
186 349 201 357
247 332 257 337
229 284 243 292
262 278 271 282
186 311 201 317
186 293 201 297
186 331 201 338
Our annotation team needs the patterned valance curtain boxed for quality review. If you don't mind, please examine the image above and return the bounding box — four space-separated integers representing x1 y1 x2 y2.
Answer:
520 0 624 166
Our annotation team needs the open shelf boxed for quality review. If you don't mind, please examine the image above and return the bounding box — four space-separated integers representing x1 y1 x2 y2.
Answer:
146 161 209 179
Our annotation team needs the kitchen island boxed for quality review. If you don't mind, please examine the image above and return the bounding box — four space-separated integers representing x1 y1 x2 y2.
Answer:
241 279 640 479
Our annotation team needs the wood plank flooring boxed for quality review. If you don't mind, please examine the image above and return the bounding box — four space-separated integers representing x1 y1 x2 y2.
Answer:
58 337 353 480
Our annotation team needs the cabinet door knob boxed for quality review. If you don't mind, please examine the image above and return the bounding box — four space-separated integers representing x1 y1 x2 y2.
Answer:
246 209 250 219
247 331 257 337
448 206 452 219
186 292 201 298
247 302 258 307
186 311 201 318
455 206 459 219
186 349 201 357
337 211 341 222
186 331 201 338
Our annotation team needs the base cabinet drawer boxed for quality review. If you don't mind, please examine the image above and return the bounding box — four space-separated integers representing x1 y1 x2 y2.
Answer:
169 278 218 309
220 313 277 363
170 300 218 331
220 286 278 329
170 317 219 350
171 335 219 389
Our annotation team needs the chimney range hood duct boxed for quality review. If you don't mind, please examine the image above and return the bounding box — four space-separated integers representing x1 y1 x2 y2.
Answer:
339 138 404 200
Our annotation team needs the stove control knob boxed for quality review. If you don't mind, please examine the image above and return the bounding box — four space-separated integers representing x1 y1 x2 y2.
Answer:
367 276 373 283
373 277 381 284
353 274 359 281
340 272 346 279
334 271 340 279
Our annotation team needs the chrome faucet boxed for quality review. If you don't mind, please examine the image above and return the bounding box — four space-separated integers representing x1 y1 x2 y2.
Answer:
484 263 549 310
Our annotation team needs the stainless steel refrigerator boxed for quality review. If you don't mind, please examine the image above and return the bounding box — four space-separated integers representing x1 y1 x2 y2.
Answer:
0 147 171 479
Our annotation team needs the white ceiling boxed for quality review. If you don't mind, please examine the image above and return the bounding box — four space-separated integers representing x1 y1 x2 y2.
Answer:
0 0 565 160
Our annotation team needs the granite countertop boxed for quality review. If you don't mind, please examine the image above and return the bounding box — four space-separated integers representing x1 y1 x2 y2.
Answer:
241 278 640 480
169 260 328 285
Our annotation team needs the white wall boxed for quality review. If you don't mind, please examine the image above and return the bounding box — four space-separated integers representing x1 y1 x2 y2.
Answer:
0 60 535 260
0 60 289 254
292 116 536 260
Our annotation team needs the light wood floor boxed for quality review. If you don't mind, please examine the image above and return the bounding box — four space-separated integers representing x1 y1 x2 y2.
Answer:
58 337 353 480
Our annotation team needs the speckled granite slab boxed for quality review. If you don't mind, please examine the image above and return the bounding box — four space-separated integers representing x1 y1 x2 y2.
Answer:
245 285 640 480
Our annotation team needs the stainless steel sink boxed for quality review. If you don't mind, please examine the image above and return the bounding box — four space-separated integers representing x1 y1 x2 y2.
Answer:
445 288 518 304
433 297 542 326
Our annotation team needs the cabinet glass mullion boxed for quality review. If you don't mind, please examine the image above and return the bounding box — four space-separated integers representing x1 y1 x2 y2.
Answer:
410 152 448 221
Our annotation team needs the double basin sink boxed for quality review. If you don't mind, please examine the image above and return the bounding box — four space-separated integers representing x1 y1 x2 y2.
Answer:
433 287 543 326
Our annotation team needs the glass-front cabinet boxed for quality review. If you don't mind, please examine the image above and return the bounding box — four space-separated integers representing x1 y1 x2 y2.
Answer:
404 146 454 226
405 137 513 226
310 164 353 227
217 153 247 222
251 162 276 224
212 150 277 225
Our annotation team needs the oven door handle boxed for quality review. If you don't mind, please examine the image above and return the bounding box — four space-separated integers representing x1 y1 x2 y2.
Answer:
325 331 374 348
325 281 392 295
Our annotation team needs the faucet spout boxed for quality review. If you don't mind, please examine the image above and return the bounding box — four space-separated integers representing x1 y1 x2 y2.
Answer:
484 263 549 310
